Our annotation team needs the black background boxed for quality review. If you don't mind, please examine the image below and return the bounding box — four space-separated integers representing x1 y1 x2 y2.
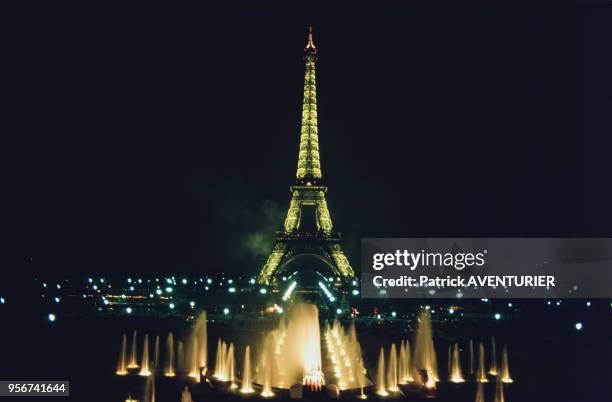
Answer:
5 0 612 281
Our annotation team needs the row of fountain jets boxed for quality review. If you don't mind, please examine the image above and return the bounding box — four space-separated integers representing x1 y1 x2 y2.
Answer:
116 307 513 401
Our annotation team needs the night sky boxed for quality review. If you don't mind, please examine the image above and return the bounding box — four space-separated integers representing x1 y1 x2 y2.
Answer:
6 1 612 281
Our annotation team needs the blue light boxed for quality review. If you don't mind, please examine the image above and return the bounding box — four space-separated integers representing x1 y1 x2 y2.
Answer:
169 303 175 309
155 289 162 295
494 313 501 320
126 307 133 314
223 307 230 315
166 287 173 293
449 308 455 314
54 297 60 303
88 278 93 283
207 278 213 284
336 308 342 315
0 297 4 304
228 287 236 293
259 288 267 294
127 278 132 283
352 289 359 296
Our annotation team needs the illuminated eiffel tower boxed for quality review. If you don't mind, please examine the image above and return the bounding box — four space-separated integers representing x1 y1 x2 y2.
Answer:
257 27 356 287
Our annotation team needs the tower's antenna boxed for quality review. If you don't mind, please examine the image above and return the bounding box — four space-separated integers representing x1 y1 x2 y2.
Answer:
305 26 316 50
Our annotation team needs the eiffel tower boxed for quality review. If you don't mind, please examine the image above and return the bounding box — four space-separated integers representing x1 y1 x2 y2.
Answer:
257 27 356 287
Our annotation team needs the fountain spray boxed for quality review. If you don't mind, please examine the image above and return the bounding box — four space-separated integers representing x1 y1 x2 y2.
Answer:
376 347 389 396
240 345 255 393
387 343 399 392
450 343 464 383
139 334 151 376
164 332 175 377
128 330 139 368
116 334 128 375
477 342 488 383
489 336 498 376
500 346 513 383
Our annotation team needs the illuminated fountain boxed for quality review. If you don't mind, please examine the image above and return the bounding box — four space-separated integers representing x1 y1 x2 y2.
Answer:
323 319 370 392
469 340 475 376
177 341 185 372
298 305 324 391
477 342 488 383
227 343 236 388
193 312 208 374
139 334 151 376
489 337 498 376
240 345 255 394
386 344 399 392
143 372 155 402
116 334 128 375
214 339 228 380
500 346 513 383
494 376 505 402
259 334 275 397
255 304 324 391
164 332 175 377
412 310 438 388
128 330 139 369
398 340 413 384
474 381 485 402
153 335 160 370
376 348 388 396
449 343 464 383
187 335 200 382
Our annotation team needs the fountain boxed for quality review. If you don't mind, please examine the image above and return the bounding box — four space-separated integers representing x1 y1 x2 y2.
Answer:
255 304 324 391
177 341 185 372
376 347 388 396
116 334 128 375
139 334 151 376
181 386 194 402
164 332 175 377
474 381 485 402
187 335 200 382
227 342 236 388
469 340 475 375
489 337 498 376
449 343 464 383
500 346 513 383
387 344 399 392
128 330 139 369
143 372 155 402
412 310 438 388
260 334 275 398
477 342 488 383
192 312 208 373
153 335 160 370
240 345 255 394
323 319 370 392
214 339 228 380
494 376 505 402
398 340 413 383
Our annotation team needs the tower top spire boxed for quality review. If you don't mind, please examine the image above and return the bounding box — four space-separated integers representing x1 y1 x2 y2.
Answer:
305 26 316 51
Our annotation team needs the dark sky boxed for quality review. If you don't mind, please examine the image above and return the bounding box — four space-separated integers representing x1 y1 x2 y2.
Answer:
5 1 612 279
